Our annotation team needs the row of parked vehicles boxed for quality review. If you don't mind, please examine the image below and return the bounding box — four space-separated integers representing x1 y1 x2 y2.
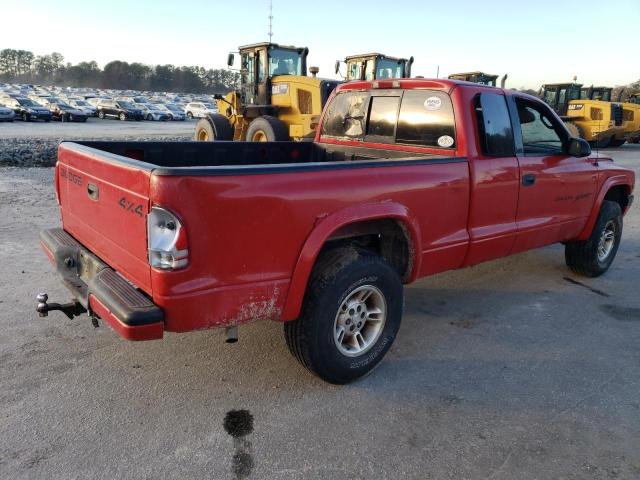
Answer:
0 83 221 123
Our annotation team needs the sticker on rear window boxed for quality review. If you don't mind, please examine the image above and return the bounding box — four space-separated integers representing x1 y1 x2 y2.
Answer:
424 96 442 110
437 135 454 147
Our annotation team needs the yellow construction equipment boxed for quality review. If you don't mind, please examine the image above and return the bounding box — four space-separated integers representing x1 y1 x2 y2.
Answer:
541 82 625 148
580 86 640 146
336 53 414 81
195 42 340 142
448 71 508 87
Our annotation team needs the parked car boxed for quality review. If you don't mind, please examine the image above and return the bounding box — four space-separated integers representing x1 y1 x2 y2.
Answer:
135 103 171 121
0 105 15 122
38 79 635 384
156 104 185 121
96 99 144 121
184 102 217 119
47 102 88 122
0 97 51 121
67 99 97 116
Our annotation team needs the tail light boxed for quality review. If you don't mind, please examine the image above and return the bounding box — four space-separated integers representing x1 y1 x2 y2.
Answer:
147 206 188 270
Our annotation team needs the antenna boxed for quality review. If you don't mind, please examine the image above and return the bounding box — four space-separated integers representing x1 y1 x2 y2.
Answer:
268 0 274 42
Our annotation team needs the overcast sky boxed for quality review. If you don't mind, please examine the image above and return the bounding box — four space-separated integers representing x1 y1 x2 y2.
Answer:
2 0 638 89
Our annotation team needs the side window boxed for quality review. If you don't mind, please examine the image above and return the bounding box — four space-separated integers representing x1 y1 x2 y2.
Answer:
474 93 514 156
320 91 369 139
366 96 399 138
516 99 565 156
396 90 456 148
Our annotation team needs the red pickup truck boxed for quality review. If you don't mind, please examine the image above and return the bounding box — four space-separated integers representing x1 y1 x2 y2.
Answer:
39 79 635 384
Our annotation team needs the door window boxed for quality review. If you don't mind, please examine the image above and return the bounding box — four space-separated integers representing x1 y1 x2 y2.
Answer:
474 93 514 156
516 99 565 156
320 91 369 139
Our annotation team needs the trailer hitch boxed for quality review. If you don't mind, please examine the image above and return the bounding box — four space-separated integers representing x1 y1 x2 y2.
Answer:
36 293 87 320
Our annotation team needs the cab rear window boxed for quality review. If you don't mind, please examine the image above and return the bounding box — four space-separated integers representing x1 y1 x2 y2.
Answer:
320 89 456 149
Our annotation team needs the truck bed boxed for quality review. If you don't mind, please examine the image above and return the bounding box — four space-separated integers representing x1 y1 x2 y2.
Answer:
71 140 449 174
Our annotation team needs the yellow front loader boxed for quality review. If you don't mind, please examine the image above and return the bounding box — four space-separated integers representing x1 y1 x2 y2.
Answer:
541 83 625 148
195 42 340 142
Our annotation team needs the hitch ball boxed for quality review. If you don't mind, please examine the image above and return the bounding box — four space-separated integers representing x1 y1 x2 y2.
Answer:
36 293 49 317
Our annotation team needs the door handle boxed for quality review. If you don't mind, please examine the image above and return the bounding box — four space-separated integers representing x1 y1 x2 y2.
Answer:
522 174 536 187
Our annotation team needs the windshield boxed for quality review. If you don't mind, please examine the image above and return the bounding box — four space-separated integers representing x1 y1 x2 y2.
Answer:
18 98 39 107
167 104 181 111
204 103 215 109
118 101 135 109
268 48 302 76
375 58 405 79
74 100 89 106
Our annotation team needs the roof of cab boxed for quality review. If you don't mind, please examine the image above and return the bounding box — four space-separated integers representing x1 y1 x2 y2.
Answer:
335 77 493 93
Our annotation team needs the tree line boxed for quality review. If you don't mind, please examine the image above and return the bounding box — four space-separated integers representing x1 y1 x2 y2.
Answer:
0 48 239 93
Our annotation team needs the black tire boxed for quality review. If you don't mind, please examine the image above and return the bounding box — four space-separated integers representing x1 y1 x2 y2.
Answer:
609 138 626 147
187 111 193 119
119 112 126 121
81 118 87 123
22 112 29 122
146 114 153 121
565 200 622 277
590 135 611 149
246 115 289 142
98 110 105 119
284 247 403 384
44 118 50 123
193 113 233 141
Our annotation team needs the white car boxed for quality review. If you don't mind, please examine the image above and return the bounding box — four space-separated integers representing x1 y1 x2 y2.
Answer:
135 104 171 121
67 99 97 117
0 105 15 122
184 102 217 119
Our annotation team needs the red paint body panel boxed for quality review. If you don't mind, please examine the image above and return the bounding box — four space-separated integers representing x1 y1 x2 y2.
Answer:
49 79 635 341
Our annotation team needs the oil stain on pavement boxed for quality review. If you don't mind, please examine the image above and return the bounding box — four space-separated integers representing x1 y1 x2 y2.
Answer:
224 409 254 479
599 304 640 322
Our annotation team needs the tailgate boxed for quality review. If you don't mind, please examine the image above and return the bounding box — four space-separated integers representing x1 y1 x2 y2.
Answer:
56 142 153 294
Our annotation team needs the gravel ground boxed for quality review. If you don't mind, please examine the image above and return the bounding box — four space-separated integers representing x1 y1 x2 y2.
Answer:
0 118 195 166
0 145 639 479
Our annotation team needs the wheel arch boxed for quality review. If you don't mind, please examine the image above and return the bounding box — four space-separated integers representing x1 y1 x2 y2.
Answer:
576 176 633 240
281 202 421 321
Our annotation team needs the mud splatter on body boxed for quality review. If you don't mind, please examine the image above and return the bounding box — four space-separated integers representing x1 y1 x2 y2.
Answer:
224 409 254 479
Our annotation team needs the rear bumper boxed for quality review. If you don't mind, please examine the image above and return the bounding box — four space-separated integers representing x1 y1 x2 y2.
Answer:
40 228 164 341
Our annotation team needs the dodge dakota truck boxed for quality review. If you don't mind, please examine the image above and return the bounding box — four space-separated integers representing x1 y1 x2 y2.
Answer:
38 78 635 384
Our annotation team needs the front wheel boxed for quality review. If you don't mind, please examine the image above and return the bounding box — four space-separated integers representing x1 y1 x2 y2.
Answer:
565 200 622 277
119 112 126 121
98 110 105 119
22 112 29 122
284 248 403 384
187 111 193 119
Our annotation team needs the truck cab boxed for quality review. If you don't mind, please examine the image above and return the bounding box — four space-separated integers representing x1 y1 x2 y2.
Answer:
338 53 414 81
448 71 502 87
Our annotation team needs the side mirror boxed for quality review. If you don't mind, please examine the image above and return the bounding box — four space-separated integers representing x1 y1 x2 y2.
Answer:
335 60 340 75
227 53 235 67
568 137 591 157
213 94 223 100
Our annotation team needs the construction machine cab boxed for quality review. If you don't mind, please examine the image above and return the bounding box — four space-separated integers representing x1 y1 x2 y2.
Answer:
541 82 583 116
337 53 414 81
629 93 640 105
580 86 613 102
448 71 501 87
227 42 309 113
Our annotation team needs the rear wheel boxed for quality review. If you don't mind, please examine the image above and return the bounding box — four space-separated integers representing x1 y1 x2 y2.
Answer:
187 111 193 119
590 135 612 148
147 114 153 121
564 121 583 138
98 110 105 119
22 112 29 122
119 112 126 121
284 247 403 384
565 200 622 277
194 114 233 141
246 115 289 142
609 138 626 147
